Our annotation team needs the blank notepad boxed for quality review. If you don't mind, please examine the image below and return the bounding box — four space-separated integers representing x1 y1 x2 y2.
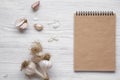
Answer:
74 11 116 71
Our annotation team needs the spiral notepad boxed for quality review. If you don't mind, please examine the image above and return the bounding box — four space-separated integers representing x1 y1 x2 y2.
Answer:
74 11 116 71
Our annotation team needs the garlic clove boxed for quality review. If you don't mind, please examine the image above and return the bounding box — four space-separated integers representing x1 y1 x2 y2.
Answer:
31 1 40 11
15 18 27 26
15 20 24 27
38 60 52 78
21 61 35 76
40 60 52 70
34 24 43 31
19 23 28 30
15 18 28 32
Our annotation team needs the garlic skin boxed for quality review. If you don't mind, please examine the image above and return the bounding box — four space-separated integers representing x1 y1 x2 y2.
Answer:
31 41 42 55
21 61 45 79
31 53 51 63
31 55 44 63
38 60 52 78
43 53 51 61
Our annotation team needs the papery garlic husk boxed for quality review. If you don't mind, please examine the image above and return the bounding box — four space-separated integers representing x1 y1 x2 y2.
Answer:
15 18 28 32
43 53 51 61
38 60 52 79
31 53 51 63
21 60 46 79
31 1 40 11
34 24 43 31
31 41 42 55
31 55 44 63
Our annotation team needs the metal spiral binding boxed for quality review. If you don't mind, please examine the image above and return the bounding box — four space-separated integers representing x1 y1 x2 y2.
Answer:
75 11 114 16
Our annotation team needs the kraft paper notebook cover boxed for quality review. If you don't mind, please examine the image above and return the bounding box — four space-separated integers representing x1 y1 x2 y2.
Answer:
74 11 116 71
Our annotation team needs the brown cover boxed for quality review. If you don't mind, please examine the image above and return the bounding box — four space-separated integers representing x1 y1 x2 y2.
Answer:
74 11 116 71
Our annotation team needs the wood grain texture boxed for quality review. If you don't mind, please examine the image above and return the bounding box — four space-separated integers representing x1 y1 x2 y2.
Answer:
0 0 120 80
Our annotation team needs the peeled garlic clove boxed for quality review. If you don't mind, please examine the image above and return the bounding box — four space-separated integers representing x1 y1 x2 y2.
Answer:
31 1 40 11
34 24 43 31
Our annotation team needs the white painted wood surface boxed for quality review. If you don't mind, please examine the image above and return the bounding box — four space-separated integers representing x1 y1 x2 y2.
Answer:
0 0 120 80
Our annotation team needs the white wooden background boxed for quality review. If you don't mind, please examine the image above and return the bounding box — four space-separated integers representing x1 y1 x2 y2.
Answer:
0 0 120 80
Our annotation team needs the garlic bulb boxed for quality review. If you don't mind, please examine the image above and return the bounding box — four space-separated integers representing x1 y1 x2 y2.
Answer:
21 60 45 79
38 60 52 79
